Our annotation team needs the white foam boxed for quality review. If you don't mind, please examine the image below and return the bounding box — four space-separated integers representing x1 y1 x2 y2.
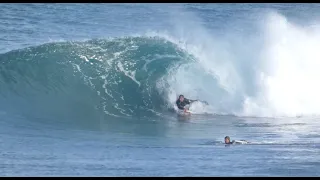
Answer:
153 9 320 118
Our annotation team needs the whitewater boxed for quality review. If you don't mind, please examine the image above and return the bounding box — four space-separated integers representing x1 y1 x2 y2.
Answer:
0 3 320 176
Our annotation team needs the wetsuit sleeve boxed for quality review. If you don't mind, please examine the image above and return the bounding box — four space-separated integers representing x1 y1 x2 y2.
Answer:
185 98 191 104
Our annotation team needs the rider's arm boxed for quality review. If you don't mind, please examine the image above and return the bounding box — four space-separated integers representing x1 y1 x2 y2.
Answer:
186 99 197 103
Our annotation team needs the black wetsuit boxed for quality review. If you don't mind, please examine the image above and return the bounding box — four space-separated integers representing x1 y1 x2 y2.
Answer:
176 98 193 110
225 140 235 145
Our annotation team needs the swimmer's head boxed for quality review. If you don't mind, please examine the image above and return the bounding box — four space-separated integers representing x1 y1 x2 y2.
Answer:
224 136 230 144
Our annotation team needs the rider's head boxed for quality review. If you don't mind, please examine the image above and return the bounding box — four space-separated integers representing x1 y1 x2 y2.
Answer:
179 95 184 102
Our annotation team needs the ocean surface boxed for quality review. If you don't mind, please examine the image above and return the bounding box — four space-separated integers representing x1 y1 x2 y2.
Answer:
1 3 320 176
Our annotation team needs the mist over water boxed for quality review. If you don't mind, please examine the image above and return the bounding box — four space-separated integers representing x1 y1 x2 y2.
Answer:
155 9 320 118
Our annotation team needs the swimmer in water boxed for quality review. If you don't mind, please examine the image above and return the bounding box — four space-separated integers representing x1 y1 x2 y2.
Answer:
224 136 250 145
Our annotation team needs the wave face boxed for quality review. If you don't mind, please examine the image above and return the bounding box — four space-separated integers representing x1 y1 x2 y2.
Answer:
0 37 193 120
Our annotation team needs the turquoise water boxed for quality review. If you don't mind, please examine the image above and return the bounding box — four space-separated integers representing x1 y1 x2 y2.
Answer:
1 3 320 176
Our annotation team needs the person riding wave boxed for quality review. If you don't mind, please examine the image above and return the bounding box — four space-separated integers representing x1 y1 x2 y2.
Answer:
176 95 198 112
